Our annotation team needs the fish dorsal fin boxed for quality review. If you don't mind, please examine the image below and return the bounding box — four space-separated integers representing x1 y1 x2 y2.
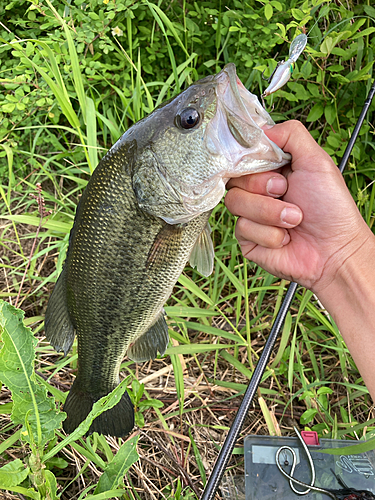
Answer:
127 310 169 363
44 267 75 356
146 223 183 271
189 222 214 277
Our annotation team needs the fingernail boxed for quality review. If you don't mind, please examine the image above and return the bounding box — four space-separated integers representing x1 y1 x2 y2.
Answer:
281 207 302 226
267 177 286 196
262 123 274 130
281 232 290 246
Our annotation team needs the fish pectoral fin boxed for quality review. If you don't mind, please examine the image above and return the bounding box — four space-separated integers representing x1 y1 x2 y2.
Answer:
44 267 75 356
127 311 169 363
189 222 214 277
146 223 184 272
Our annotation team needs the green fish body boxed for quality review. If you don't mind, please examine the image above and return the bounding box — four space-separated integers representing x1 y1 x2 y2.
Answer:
45 64 290 437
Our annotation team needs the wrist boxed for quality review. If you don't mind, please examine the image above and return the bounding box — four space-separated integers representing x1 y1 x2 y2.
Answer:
316 230 375 314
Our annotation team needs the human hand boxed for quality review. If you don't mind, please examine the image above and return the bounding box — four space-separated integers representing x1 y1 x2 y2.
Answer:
225 120 374 294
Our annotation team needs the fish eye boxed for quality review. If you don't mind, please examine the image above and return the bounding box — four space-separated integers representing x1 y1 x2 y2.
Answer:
177 108 201 129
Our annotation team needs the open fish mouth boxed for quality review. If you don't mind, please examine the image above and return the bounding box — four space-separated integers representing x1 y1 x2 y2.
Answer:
206 62 290 171
176 63 291 221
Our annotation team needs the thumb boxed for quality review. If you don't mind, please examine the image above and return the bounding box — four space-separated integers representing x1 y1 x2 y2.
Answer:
264 120 334 171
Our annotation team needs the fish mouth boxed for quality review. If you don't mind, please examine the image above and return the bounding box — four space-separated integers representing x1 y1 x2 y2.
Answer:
207 63 288 170
176 64 291 221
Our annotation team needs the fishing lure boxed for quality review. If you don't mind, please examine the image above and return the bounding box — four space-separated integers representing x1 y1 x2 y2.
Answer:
275 427 375 499
262 33 308 98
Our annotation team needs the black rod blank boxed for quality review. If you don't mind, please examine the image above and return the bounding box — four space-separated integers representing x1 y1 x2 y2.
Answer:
201 282 297 500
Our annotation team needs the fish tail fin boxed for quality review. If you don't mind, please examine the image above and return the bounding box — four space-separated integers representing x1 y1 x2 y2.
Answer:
63 378 134 438
45 267 75 356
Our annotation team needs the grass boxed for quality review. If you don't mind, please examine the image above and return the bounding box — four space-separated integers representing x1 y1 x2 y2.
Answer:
1 1 375 498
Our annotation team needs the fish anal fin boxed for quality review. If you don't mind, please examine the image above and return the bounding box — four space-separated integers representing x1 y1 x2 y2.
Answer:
45 267 75 356
189 222 214 277
127 311 169 363
63 378 134 438
146 224 183 271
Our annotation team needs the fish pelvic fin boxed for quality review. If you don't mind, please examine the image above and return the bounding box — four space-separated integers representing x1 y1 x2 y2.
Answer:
127 311 169 363
63 378 134 438
45 267 75 356
189 222 214 277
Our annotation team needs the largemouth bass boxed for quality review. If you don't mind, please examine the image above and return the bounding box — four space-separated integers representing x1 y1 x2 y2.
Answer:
45 63 290 437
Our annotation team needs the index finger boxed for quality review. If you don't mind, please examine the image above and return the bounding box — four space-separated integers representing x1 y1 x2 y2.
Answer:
226 171 287 198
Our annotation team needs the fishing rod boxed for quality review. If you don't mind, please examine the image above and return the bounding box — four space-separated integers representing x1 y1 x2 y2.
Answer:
201 79 375 500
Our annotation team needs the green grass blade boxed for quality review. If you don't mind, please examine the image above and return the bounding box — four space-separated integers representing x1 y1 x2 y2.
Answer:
42 377 131 463
146 2 189 57
178 274 214 306
170 346 185 417
86 96 98 169
0 214 72 233
188 428 207 485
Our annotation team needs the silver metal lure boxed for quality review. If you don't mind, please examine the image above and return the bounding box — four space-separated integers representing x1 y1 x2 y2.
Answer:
263 33 308 97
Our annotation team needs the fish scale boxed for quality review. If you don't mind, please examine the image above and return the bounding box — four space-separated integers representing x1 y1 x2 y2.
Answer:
45 63 291 437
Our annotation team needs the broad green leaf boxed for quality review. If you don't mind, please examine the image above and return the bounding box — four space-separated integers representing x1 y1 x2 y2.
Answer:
44 470 58 500
324 103 336 125
0 459 29 487
5 487 40 500
351 27 375 40
347 61 374 82
300 408 318 425
276 22 286 38
291 8 305 20
271 1 282 12
0 301 65 448
306 102 324 122
364 5 375 18
320 37 335 55
94 435 139 494
264 4 273 20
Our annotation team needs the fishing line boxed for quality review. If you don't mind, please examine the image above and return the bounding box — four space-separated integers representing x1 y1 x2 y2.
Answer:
200 79 375 500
